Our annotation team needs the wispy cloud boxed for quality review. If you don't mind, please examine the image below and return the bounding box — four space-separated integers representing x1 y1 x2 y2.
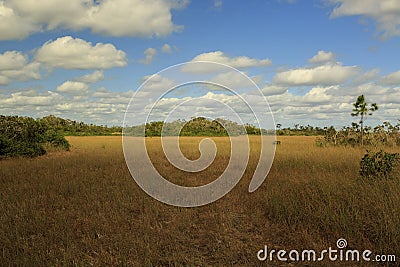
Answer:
329 0 400 39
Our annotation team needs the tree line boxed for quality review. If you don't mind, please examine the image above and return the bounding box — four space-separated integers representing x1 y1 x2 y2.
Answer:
1 95 398 158
124 117 263 137
39 115 122 136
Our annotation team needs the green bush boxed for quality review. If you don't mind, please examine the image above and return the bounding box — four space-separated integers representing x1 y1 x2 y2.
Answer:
359 150 399 180
0 134 12 156
43 130 70 151
0 115 70 158
12 141 46 157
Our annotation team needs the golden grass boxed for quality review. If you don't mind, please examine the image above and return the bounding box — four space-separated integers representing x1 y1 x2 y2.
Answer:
0 136 399 266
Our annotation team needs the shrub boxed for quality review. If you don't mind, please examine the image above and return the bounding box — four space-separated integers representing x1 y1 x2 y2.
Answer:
44 130 70 151
0 115 70 158
12 141 46 157
0 134 12 156
359 150 399 180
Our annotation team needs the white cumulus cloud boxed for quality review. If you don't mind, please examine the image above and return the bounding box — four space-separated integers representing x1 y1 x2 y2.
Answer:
0 90 63 107
56 81 90 95
35 36 127 69
0 0 188 40
308 50 336 65
273 64 360 86
0 51 41 85
0 1 39 40
182 51 272 73
0 51 27 70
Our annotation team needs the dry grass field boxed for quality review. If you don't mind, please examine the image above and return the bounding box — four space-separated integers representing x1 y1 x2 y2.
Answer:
1 136 399 266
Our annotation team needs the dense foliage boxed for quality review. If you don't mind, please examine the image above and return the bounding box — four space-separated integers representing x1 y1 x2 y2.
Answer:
38 115 122 136
0 115 70 158
124 117 263 137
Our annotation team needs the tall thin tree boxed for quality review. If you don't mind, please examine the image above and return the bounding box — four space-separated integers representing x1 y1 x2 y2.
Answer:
351 95 378 146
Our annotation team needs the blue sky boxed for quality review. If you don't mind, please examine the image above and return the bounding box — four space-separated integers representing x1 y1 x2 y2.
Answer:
1 0 400 127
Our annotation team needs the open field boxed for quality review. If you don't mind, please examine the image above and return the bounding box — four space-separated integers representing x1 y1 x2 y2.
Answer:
1 136 400 266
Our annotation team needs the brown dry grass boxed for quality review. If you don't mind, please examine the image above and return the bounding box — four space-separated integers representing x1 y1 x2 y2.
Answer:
1 136 399 266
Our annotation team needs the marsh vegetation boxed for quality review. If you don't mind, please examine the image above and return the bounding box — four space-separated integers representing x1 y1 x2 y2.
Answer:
1 136 399 266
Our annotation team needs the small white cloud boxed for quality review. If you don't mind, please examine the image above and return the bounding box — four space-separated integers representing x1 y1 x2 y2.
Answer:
35 36 127 69
161 44 173 53
75 70 104 83
56 81 90 95
308 50 336 65
139 48 157 64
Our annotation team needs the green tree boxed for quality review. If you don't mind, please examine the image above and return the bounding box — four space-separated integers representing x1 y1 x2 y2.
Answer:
351 95 378 146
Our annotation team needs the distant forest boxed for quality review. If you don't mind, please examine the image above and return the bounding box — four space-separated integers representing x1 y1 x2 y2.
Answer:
36 115 123 136
125 117 265 137
2 114 400 158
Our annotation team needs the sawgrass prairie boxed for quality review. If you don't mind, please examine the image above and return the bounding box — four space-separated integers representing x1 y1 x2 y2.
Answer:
1 136 399 266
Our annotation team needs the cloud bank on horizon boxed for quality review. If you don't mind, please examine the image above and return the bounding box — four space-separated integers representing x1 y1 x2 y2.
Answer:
0 0 399 127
